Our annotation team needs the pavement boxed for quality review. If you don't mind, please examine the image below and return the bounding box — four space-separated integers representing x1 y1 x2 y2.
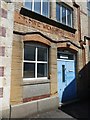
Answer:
26 109 73 119
25 99 88 119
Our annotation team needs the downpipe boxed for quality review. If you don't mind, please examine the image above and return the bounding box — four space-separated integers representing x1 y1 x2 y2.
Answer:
9 105 11 120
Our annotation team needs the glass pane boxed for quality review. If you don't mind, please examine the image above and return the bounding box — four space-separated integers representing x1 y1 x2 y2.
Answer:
57 52 60 59
42 0 49 17
37 63 47 77
57 53 68 59
67 8 72 26
24 63 35 78
24 44 35 61
25 2 32 10
68 54 74 60
37 47 47 61
34 0 41 14
87 1 90 9
56 3 60 21
57 52 74 60
62 6 66 24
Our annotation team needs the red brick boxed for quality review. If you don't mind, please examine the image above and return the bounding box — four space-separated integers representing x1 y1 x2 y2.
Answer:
88 41 90 46
0 67 4 77
2 27 6 37
0 88 3 98
1 8 7 18
0 26 6 37
0 46 5 56
0 27 2 36
23 94 50 103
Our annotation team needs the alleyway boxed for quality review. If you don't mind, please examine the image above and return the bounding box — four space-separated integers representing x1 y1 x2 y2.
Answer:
61 99 89 119
25 99 88 119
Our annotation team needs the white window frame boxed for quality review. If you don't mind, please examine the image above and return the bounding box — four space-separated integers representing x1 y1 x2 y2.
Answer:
56 3 73 27
23 43 48 80
24 0 50 18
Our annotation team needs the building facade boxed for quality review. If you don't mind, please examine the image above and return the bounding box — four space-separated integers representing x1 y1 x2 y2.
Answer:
0 0 89 118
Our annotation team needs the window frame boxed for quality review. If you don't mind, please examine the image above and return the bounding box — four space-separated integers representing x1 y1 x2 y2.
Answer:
24 0 50 18
56 2 73 27
23 43 48 80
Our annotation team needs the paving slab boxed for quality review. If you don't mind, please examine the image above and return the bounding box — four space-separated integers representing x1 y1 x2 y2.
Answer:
26 109 74 119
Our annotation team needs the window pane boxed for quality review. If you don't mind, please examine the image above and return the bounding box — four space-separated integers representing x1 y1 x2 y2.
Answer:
67 8 72 26
62 6 66 24
34 0 41 14
87 1 90 9
24 44 35 61
37 47 47 61
57 52 74 60
56 3 60 21
42 0 49 17
25 2 32 10
24 63 35 78
37 63 47 77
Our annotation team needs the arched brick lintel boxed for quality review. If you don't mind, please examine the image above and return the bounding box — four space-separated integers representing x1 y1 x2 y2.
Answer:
24 34 51 46
57 42 79 53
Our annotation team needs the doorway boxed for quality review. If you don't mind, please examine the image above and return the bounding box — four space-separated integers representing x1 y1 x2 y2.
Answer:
57 51 77 103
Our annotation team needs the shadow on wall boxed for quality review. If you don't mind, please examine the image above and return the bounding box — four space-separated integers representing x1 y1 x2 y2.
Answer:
61 61 90 103
78 61 90 99
62 79 77 103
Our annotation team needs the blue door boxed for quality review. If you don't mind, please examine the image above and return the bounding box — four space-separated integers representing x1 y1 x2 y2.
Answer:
57 59 77 103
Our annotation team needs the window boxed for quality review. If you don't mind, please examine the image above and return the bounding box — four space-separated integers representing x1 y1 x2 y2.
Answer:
56 3 73 27
23 42 48 79
87 0 90 16
24 0 50 17
87 0 90 9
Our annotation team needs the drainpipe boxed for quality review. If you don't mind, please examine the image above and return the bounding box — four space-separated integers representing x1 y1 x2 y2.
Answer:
9 104 11 120
84 36 90 62
73 1 86 66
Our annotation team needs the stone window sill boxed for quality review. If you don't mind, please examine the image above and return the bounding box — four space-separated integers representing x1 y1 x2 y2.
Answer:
22 79 50 86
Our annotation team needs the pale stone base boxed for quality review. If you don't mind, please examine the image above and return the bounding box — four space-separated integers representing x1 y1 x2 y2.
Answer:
10 96 59 118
